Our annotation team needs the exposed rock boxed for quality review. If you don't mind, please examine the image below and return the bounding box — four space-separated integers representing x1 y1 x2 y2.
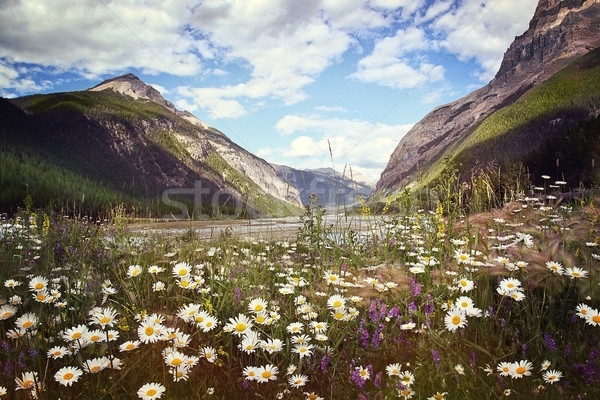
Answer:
89 74 302 208
273 164 375 209
376 0 600 194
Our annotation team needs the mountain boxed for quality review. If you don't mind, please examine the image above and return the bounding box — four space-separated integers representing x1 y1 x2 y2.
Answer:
376 0 600 195
273 164 375 210
0 74 302 217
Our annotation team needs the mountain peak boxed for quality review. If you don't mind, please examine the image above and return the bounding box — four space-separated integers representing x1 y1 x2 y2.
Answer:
89 73 212 130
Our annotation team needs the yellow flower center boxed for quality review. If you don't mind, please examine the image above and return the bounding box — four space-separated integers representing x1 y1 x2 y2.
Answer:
35 283 43 289
461 280 467 286
461 302 468 308
435 395 443 400
235 323 246 332
330 276 337 281
296 379 302 384
593 316 600 323
573 272 581 277
147 389 157 396
452 316 461 325
181 281 189 287
126 344 135 350
37 294 45 301
309 395 317 400
206 354 212 359
333 301 342 308
2 312 11 318
178 269 187 276
360 370 366 376
64 373 73 380
262 371 271 379
549 375 556 380
54 351 61 356
582 309 588 314
90 335 100 341
195 316 204 323
257 316 265 323
255 305 263 311
72 332 82 339
516 367 526 374
23 321 33 328
172 359 182 365
507 283 514 288
23 380 33 388
100 317 110 324
503 367 509 372
91 366 99 372
145 327 154 336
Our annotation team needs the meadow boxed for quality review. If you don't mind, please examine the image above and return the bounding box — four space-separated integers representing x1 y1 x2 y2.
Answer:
0 184 599 399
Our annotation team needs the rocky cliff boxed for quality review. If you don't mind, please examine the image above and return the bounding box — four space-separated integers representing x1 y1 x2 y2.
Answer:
273 165 375 209
376 0 600 194
90 74 303 209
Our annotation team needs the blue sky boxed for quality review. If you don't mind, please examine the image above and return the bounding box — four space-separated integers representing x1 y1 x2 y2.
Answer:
0 0 539 182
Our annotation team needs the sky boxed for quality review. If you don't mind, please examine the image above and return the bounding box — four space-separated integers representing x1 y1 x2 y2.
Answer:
0 0 539 183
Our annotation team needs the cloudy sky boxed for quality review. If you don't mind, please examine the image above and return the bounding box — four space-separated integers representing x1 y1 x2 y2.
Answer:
0 0 538 182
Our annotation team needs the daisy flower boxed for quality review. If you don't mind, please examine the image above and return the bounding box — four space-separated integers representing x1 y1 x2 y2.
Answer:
386 363 402 377
444 309 467 331
224 313 253 336
304 392 324 400
248 297 268 313
585 308 600 326
63 324 89 342
428 392 447 400
289 374 309 388
243 366 259 381
327 294 346 310
91 307 118 328
256 364 278 383
499 278 522 292
497 362 513 376
540 360 551 371
510 360 533 378
28 276 48 291
545 261 564 275
172 262 192 278
15 313 37 330
164 350 187 367
576 303 592 319
454 296 474 312
55 366 83 386
542 369 562 384
287 322 304 334
4 279 21 288
565 267 588 279
0 304 17 320
455 277 474 293
399 371 415 386
398 388 415 399
148 265 163 274
138 321 163 344
85 357 109 374
310 321 328 333
137 382 166 400
355 365 370 380
127 265 143 277
47 346 69 359
201 346 218 363
454 250 472 264
454 364 465 375
152 282 165 292
292 343 314 358
323 271 341 285
15 371 38 391
120 340 141 352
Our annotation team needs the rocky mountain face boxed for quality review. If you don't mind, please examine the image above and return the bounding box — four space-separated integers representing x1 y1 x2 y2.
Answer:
376 0 600 194
2 74 302 216
273 164 375 210
89 74 303 209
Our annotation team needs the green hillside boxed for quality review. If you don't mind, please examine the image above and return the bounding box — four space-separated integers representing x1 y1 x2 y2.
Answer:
412 47 600 193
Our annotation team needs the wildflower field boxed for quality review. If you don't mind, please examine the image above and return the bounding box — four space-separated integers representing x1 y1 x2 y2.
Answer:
1 191 600 399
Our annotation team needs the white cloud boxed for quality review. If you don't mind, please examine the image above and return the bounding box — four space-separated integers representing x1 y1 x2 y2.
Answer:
0 0 204 78
432 0 538 81
272 114 414 181
174 98 198 112
350 26 445 88
177 86 248 119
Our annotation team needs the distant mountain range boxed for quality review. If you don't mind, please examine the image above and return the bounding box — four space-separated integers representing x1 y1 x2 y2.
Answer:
272 164 375 210
1 74 303 218
376 0 600 196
